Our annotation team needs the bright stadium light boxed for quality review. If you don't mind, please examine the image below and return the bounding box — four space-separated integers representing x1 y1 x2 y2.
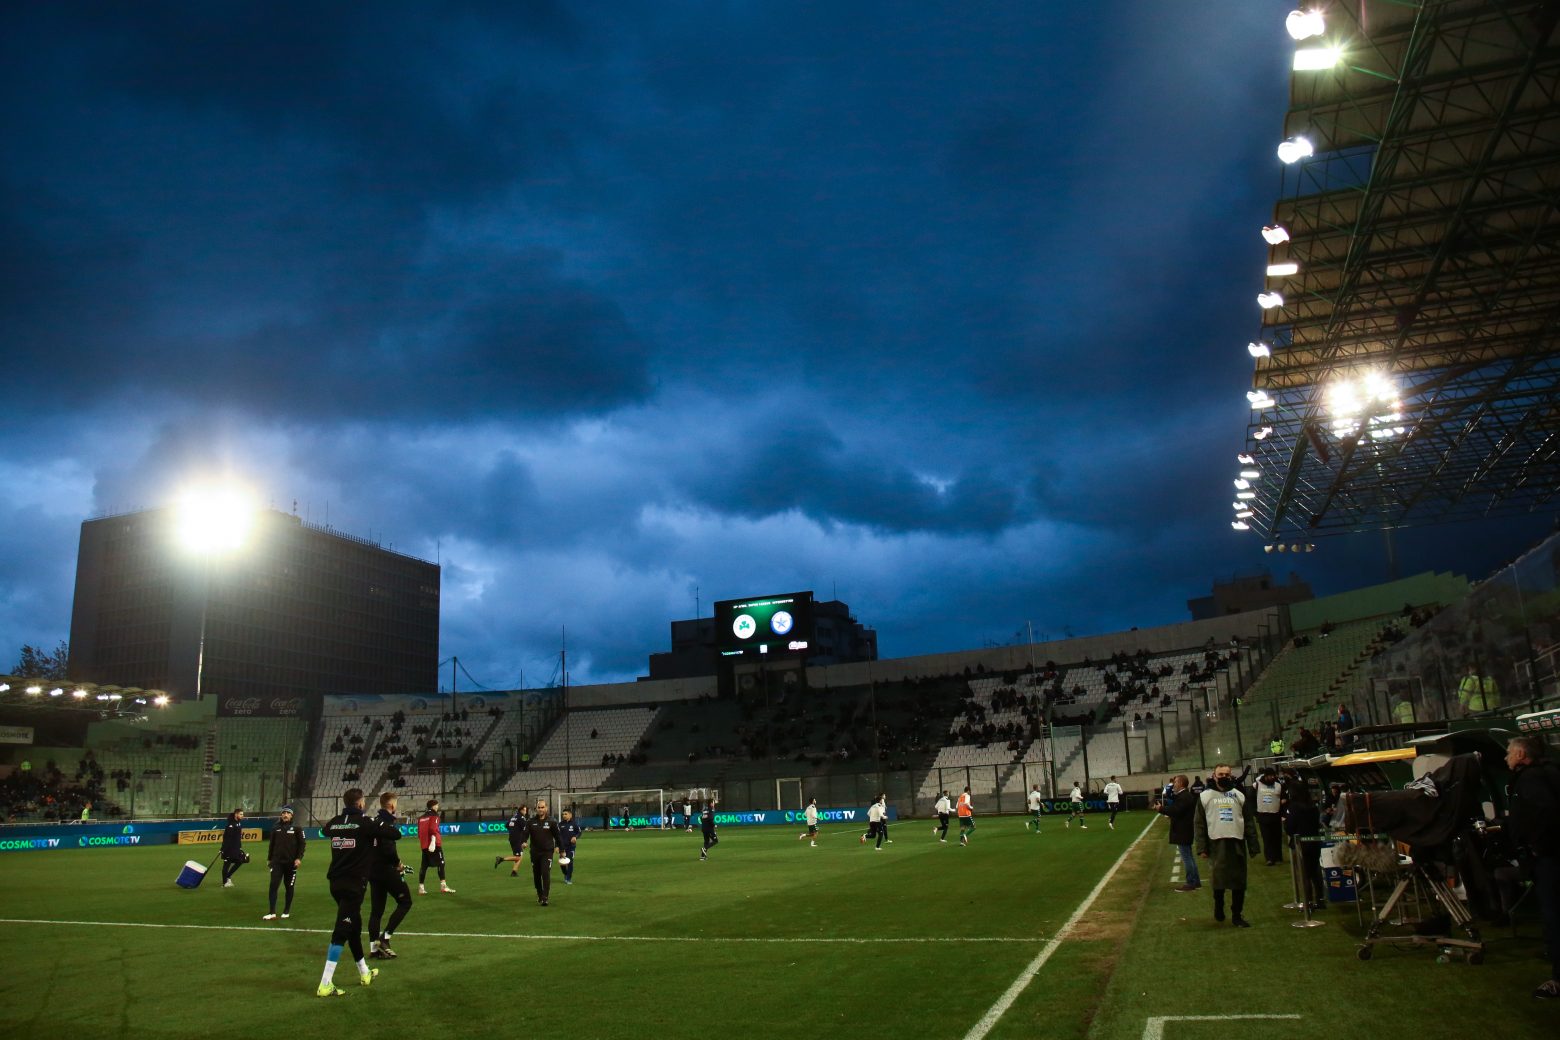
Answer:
1237 453 1256 464
1234 479 1251 490
1286 9 1326 40
1293 45 1341 71
1254 425 1274 440
69 688 85 699
1237 490 1257 500
1232 520 1251 531
1277 136 1314 164
1257 291 1285 309
175 482 258 556
1262 225 1291 245
1240 468 1261 479
1246 389 1276 409
1248 341 1272 358
48 689 62 697
1266 262 1299 277
154 694 170 707
1235 509 1254 519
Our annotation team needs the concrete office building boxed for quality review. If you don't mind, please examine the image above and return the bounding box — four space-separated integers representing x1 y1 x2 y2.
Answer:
68 507 439 702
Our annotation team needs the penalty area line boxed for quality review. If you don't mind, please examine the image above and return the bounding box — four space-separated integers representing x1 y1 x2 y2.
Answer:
963 815 1159 1040
0 918 1038 945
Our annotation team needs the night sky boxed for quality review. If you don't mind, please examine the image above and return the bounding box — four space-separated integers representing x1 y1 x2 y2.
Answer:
2 3 1551 687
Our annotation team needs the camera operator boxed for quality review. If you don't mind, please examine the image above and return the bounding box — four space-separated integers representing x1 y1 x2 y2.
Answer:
1506 737 1560 1000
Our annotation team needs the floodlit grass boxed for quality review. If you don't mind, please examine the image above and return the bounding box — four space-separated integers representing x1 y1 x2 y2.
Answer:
0 814 1551 1040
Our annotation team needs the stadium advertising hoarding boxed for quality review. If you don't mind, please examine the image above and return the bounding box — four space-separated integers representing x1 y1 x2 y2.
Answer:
217 695 307 718
606 806 894 828
177 827 263 845
0 818 236 852
714 591 815 660
0 725 34 744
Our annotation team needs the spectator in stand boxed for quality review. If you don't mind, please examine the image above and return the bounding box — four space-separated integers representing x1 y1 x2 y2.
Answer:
1336 704 1355 732
1458 664 1501 714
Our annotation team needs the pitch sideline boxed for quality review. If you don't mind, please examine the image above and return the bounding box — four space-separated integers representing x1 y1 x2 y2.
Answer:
963 815 1160 1040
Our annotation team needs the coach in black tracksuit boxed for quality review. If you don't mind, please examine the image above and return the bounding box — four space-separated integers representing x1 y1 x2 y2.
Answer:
367 793 414 958
526 800 563 906
699 801 719 860
266 806 306 917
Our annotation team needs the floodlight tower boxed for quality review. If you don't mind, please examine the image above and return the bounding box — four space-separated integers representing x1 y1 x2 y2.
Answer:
174 483 257 700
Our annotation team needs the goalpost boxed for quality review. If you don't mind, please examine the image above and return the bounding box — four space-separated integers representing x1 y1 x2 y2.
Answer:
774 777 803 810
556 788 668 830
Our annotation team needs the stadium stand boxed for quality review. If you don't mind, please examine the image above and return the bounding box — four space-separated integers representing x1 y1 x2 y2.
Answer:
493 706 660 798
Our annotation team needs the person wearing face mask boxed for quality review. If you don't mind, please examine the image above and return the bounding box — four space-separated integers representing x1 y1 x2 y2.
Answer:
1194 763 1260 927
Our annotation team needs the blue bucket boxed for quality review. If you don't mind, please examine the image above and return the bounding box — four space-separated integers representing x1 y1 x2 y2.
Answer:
176 860 209 889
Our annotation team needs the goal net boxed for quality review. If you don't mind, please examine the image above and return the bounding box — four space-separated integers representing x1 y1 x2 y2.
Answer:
556 788 670 830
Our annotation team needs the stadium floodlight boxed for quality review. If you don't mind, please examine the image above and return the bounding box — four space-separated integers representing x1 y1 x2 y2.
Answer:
1235 509 1254 519
1237 490 1257 500
1246 389 1276 409
174 482 258 556
154 694 170 707
1234 478 1251 490
1240 468 1261 479
26 685 42 694
1248 341 1271 358
1286 9 1325 40
1253 425 1273 440
1293 45 1341 71
1264 544 1275 553
1266 262 1299 277
1262 224 1291 245
1237 453 1256 464
69 688 84 699
1257 291 1285 309
1231 520 1251 531
1277 136 1314 164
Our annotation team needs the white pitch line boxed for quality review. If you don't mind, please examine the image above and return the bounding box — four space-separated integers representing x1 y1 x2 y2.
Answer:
963 816 1159 1040
1143 1014 1301 1040
0 917 1035 945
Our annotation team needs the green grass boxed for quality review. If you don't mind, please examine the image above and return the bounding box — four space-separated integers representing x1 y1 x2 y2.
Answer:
0 814 1552 1040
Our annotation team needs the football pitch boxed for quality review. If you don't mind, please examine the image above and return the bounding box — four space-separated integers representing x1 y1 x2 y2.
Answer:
0 814 1551 1039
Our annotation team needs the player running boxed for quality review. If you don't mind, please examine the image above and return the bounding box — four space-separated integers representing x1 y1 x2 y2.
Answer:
367 792 413 961
495 804 529 876
1066 781 1088 829
957 787 975 846
799 797 820 846
933 791 952 843
417 799 455 894
558 808 582 884
1025 785 1044 834
315 787 391 997
1104 776 1124 830
698 798 719 860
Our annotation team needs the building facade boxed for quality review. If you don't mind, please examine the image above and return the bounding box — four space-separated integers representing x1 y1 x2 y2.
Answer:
68 509 439 701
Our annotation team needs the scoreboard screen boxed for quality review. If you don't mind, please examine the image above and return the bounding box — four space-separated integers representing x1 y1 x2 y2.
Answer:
714 591 815 659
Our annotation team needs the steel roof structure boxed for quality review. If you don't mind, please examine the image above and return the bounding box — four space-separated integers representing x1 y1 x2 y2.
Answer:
1239 0 1560 542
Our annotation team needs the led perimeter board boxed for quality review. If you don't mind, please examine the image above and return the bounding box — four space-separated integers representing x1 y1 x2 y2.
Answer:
714 591 815 660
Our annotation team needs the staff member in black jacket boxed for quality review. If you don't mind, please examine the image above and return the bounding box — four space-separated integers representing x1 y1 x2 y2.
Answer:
368 792 414 960
315 788 390 998
220 808 249 888
1506 736 1560 1000
526 798 563 906
1155 776 1200 891
263 805 306 920
558 808 582 885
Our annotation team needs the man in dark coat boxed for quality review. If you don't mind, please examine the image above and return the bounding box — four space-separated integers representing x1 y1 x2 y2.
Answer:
220 809 249 887
1156 775 1199 891
1507 737 1560 1000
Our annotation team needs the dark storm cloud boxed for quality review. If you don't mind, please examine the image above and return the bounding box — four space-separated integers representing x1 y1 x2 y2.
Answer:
13 2 1528 687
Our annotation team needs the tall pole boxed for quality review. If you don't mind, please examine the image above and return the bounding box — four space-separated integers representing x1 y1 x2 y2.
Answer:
194 558 212 701
451 657 458 715
562 627 570 796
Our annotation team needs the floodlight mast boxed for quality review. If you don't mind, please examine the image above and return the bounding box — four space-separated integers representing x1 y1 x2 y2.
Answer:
175 483 256 700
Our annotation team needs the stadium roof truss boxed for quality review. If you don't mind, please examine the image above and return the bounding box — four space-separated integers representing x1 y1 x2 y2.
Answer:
1243 0 1560 541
